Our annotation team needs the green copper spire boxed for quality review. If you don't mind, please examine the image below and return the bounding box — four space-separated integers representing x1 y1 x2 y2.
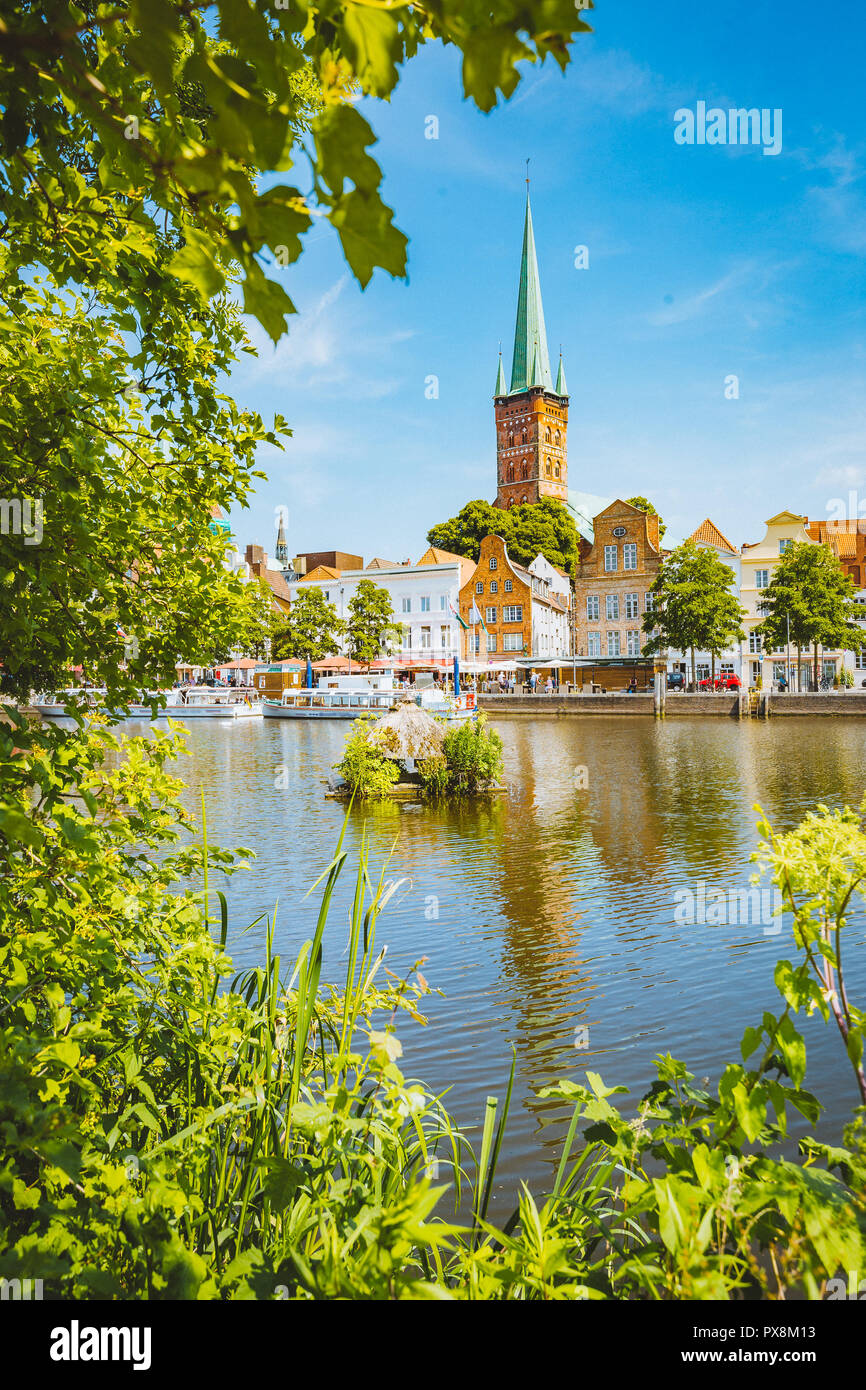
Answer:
555 352 567 395
509 189 553 394
494 351 507 396
529 340 543 388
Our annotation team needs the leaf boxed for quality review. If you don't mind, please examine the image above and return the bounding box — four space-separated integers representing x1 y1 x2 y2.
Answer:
341 7 401 98
168 229 226 302
241 264 296 343
330 189 408 287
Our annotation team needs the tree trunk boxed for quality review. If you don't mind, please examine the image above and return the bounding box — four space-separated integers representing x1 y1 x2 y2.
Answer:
813 642 820 691
690 646 696 690
711 651 716 682
796 644 802 692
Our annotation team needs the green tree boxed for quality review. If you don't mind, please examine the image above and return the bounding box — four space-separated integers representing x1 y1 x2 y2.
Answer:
426 500 503 562
643 541 745 688
272 586 344 663
756 543 863 691
625 495 666 543
427 496 578 571
346 580 401 670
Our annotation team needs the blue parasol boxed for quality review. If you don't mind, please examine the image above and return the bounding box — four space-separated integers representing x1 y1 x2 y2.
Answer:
306 657 313 690
452 654 460 693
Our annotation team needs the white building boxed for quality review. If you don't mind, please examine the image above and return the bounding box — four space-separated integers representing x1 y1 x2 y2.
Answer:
286 546 475 673
666 518 745 684
528 553 573 658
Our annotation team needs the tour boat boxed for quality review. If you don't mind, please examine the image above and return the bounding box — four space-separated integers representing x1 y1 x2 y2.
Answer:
161 687 262 719
34 686 261 720
413 687 477 721
262 688 399 720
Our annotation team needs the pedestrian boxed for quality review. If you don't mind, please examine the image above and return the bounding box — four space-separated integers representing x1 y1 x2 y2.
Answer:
544 675 553 695
529 671 537 694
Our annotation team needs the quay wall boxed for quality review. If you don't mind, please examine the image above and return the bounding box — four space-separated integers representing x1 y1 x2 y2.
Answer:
478 693 866 718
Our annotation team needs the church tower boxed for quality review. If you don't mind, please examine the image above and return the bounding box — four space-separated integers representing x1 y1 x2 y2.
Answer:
494 187 569 509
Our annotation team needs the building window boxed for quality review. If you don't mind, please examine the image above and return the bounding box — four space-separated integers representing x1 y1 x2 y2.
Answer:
401 597 411 613
420 596 431 612
779 539 792 554
856 648 866 670
645 592 653 612
504 579 513 593
755 569 769 589
623 542 637 571
607 631 621 657
402 627 411 651
749 632 763 653
485 606 497 624
606 593 620 620
545 428 551 443
486 634 497 653
627 630 640 656
697 663 710 682
490 580 498 593
587 632 601 657
441 626 451 649
489 556 498 570
554 464 560 478
440 595 447 610
586 594 599 620
475 582 483 594
503 605 523 623
420 627 431 649
503 633 522 652
625 592 639 619
604 545 617 572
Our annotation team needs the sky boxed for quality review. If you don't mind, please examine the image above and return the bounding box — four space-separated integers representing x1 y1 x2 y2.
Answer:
227 0 866 563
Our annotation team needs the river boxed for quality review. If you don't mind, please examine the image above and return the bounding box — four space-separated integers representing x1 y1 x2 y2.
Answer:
130 713 866 1207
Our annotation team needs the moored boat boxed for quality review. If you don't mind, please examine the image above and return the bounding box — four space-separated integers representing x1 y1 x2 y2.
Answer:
263 688 398 719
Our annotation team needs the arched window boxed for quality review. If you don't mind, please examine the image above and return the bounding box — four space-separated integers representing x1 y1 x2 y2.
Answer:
521 429 527 444
520 494 527 503
508 433 514 447
545 427 551 443
545 462 551 477
508 465 514 482
554 463 560 478
555 431 561 446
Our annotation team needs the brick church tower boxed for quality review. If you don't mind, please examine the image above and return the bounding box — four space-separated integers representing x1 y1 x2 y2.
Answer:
494 187 568 509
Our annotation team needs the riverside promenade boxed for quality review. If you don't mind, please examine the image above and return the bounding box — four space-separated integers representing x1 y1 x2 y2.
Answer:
478 692 866 718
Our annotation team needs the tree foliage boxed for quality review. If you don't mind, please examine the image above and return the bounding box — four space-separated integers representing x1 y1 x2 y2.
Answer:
427 497 578 572
643 540 745 685
272 585 344 662
756 542 863 688
345 579 401 668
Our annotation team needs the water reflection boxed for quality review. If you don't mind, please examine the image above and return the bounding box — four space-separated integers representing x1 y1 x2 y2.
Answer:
123 713 866 1202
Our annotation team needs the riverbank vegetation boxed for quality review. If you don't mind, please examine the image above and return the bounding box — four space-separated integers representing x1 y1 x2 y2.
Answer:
2 721 865 1298
335 711 504 800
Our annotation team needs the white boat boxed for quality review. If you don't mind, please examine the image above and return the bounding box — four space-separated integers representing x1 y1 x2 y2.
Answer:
413 687 477 721
263 688 399 720
33 686 261 720
162 686 261 719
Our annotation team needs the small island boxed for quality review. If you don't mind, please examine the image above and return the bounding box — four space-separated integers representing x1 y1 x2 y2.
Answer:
330 700 505 800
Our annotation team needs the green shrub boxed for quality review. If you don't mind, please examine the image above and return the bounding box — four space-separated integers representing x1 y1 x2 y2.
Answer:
419 714 504 798
334 719 399 800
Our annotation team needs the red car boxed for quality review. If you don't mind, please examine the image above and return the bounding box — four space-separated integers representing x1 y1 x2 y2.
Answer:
698 674 741 691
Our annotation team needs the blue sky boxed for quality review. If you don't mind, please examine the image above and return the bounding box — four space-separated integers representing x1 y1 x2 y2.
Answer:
228 0 866 561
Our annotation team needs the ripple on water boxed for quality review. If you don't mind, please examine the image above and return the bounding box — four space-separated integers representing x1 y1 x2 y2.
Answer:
119 714 866 1200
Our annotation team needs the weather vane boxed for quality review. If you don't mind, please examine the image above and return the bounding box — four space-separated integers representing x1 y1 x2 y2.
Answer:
525 157 530 188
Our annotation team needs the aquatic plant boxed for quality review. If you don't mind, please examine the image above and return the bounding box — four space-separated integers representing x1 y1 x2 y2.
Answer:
2 710 865 1299
418 714 504 798
334 719 400 801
